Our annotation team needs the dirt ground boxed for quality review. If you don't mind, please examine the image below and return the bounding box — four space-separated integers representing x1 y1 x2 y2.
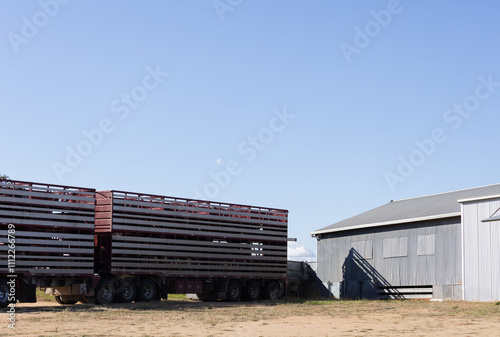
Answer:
2 298 500 337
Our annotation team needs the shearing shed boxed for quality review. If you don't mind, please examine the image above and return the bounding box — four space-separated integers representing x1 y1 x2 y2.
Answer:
311 184 500 301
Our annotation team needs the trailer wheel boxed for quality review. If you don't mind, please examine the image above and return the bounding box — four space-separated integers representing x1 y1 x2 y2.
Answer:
226 280 241 302
243 281 261 301
54 295 64 305
81 295 96 304
196 291 217 301
263 281 281 300
95 279 115 304
115 279 136 303
138 279 157 302
55 295 78 305
0 279 11 308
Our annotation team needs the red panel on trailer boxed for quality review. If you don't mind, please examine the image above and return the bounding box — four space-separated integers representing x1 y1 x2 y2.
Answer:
194 281 202 293
94 191 113 233
176 281 185 293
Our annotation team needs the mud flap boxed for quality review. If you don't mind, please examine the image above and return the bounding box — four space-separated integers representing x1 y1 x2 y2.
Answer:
18 281 36 303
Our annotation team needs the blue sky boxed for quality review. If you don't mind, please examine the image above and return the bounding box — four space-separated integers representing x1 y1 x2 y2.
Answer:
2 1 500 261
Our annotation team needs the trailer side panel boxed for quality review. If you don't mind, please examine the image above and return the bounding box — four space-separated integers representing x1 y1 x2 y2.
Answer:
0 181 95 277
96 191 288 279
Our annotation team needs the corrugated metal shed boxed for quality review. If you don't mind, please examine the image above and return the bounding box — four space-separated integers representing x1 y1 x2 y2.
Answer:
460 195 500 301
316 218 462 300
313 184 500 301
312 183 500 236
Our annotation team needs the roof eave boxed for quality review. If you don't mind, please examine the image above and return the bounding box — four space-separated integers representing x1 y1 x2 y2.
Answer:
310 212 461 237
458 194 500 204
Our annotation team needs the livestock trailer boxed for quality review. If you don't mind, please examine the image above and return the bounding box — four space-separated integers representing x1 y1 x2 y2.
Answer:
0 180 288 306
0 180 96 306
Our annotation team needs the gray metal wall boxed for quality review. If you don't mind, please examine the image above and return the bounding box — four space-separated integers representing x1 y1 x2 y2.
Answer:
462 197 500 301
316 217 462 300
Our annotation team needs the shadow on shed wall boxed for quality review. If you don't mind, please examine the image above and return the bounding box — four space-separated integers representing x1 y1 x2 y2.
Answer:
341 248 396 299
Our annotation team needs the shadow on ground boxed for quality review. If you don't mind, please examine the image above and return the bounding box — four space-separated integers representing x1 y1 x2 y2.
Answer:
16 298 284 313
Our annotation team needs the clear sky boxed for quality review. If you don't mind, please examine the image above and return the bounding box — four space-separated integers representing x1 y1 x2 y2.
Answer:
2 1 500 261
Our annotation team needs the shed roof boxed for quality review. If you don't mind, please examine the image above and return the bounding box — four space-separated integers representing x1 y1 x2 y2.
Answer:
311 183 500 236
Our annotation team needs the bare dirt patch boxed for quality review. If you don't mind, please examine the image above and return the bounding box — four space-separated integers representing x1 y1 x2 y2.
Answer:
2 298 500 336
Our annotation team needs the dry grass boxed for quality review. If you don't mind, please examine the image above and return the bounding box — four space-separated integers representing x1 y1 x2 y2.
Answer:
4 297 500 336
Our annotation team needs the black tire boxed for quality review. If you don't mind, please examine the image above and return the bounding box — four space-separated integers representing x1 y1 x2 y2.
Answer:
226 280 241 302
263 281 281 300
138 279 157 302
115 279 136 303
196 292 217 301
55 295 78 305
0 280 11 308
243 280 261 301
95 279 115 304
81 295 96 304
54 295 65 305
